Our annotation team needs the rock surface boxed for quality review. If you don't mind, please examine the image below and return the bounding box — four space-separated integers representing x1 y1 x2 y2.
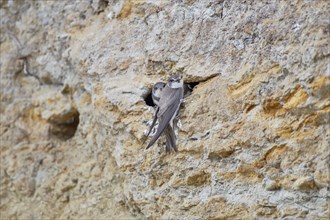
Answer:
0 0 329 219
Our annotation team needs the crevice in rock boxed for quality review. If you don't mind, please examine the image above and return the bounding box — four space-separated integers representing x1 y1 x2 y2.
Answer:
144 91 155 107
94 0 109 14
49 109 80 141
186 82 199 90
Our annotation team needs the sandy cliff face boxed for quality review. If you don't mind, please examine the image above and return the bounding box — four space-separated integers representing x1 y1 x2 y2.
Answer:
0 0 329 219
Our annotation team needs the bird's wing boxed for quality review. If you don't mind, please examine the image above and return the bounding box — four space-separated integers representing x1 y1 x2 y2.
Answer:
158 86 183 117
169 125 178 152
164 126 172 153
146 87 183 149
164 125 177 152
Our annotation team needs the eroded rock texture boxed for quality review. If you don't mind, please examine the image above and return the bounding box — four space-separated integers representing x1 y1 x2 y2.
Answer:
0 0 329 219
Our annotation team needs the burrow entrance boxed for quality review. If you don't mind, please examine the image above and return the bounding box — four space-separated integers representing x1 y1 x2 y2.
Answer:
49 109 80 141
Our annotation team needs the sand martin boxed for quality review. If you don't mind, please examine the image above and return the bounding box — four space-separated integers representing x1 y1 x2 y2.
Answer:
152 82 166 107
144 82 166 140
146 75 184 152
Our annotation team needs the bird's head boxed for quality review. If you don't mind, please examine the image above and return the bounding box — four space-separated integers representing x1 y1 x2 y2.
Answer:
152 82 166 98
168 75 183 88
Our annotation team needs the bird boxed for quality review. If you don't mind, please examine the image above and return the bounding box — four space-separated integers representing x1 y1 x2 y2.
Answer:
146 75 184 152
152 82 166 107
144 82 166 140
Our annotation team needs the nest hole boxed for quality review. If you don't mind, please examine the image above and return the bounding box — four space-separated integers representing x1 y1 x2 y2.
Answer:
49 109 80 141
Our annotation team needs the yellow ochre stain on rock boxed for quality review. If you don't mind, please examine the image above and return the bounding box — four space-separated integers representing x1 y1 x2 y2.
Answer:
283 86 309 110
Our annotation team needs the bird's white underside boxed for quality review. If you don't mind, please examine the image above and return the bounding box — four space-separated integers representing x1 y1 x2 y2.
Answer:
154 89 162 97
169 81 183 88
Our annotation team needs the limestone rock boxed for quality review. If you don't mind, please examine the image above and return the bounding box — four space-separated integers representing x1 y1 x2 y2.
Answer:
293 176 317 191
0 0 329 219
